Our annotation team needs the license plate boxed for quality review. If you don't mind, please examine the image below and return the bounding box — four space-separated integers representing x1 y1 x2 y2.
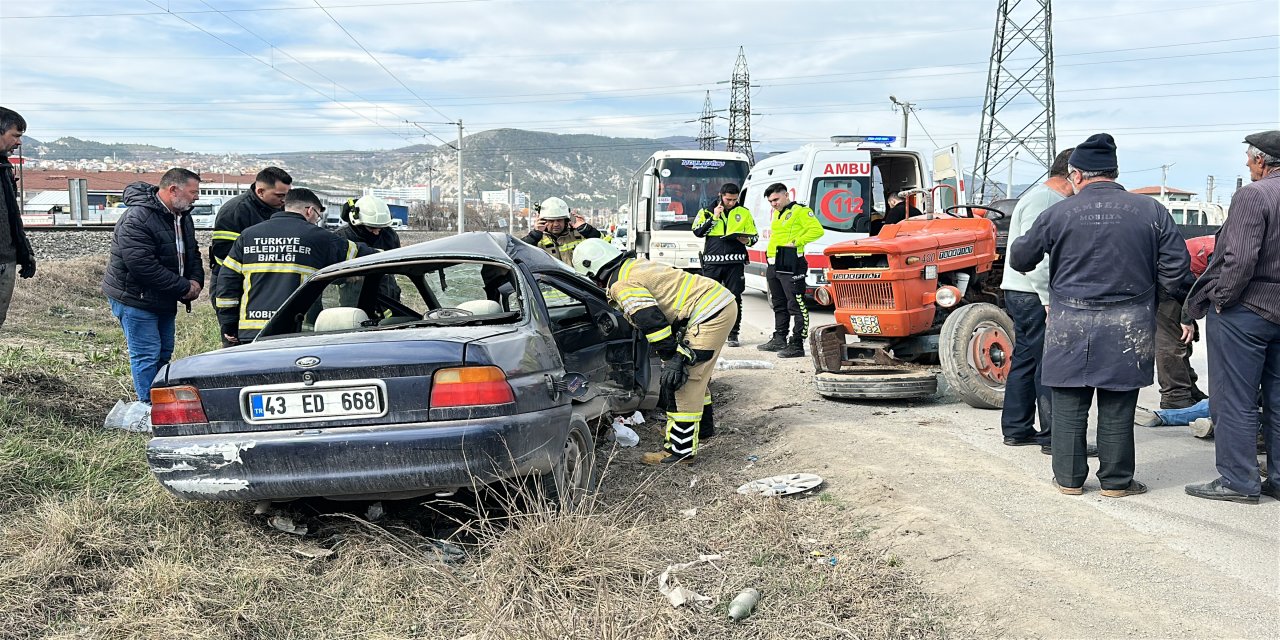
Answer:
243 381 386 423
848 315 882 335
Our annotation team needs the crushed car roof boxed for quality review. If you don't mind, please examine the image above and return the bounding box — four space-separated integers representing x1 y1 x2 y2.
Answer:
317 231 575 275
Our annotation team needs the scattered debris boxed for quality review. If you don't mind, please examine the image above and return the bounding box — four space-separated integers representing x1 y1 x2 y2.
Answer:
727 588 761 621
292 545 334 560
679 508 697 518
737 473 824 498
611 419 640 447
252 501 274 515
103 400 150 433
267 516 308 536
365 502 384 521
61 329 97 337
657 554 721 607
689 475 699 489
764 402 801 412
427 539 466 564
716 359 775 370
745 455 759 462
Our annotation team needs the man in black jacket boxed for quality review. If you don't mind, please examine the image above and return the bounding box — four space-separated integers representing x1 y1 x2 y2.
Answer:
209 166 291 278
102 169 205 403
0 107 36 331
216 188 360 344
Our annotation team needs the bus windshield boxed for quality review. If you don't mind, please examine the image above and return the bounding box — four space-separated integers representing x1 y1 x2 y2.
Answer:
653 158 749 231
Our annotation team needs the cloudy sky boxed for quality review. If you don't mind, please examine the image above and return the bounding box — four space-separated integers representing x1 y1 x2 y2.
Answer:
1 0 1276 197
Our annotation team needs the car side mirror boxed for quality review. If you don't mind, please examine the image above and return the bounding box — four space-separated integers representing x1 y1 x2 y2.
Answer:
595 310 619 336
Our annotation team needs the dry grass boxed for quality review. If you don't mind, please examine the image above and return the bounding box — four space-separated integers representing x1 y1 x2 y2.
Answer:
0 256 964 640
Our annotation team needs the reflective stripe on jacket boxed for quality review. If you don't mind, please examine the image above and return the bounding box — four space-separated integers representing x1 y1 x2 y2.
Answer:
215 211 359 340
608 258 733 350
766 202 824 259
693 205 757 264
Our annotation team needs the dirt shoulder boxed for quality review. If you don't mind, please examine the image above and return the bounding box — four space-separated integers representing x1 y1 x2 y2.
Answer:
709 346 1280 639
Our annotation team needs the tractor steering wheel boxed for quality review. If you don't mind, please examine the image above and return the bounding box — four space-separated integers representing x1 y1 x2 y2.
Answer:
943 205 990 219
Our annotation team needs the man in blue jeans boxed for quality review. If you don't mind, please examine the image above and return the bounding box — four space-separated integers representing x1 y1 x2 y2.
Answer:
1000 149 1088 455
101 168 205 404
1183 130 1280 504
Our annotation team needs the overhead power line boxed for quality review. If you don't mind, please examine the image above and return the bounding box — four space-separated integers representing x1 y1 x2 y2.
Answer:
137 0 414 143
310 0 456 127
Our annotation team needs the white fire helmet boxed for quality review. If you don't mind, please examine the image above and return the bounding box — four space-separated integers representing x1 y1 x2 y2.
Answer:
351 195 393 228
572 238 623 279
539 196 571 220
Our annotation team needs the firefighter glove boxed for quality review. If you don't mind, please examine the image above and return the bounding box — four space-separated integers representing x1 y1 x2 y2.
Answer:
660 344 694 391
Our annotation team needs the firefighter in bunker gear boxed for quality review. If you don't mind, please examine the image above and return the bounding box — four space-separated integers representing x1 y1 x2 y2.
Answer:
522 196 601 266
758 182 823 358
215 188 362 344
573 238 737 464
692 182 757 347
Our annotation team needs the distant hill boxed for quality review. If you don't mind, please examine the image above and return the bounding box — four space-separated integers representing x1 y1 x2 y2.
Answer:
23 137 183 161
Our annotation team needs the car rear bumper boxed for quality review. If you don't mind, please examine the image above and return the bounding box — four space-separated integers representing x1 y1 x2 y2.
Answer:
146 408 570 502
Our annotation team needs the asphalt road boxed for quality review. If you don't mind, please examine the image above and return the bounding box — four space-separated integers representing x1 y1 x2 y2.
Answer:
727 290 1279 637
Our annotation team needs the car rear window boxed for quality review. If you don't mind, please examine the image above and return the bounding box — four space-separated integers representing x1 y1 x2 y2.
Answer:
259 260 523 337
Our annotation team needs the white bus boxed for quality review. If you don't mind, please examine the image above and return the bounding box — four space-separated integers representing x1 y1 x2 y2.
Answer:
626 150 751 271
741 136 968 301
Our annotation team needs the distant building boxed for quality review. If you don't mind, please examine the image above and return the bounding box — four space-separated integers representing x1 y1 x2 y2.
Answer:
364 185 438 203
1130 185 1225 225
481 189 529 208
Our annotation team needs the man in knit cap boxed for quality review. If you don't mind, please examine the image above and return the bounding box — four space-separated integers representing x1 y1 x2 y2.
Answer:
1009 133 1190 499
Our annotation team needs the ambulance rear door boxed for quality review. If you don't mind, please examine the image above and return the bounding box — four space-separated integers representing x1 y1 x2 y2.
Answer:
931 143 968 211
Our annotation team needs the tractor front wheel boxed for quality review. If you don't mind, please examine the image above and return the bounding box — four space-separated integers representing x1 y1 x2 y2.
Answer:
939 303 1015 409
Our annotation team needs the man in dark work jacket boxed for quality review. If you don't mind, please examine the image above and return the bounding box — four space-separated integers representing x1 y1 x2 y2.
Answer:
1010 133 1189 498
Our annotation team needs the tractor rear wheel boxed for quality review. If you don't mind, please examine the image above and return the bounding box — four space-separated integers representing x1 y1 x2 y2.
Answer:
939 303 1014 409
814 367 938 400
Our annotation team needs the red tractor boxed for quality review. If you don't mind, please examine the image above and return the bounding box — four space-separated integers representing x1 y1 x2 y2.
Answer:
808 204 1016 408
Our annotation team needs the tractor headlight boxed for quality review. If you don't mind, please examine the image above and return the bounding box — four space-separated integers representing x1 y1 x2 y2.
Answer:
935 285 962 308
923 264 938 280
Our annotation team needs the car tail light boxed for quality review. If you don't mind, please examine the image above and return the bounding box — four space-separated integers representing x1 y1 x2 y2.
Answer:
431 366 515 408
150 385 209 425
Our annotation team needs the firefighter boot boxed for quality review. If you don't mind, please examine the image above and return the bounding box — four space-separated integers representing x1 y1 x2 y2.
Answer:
726 334 740 348
756 334 787 351
777 336 805 358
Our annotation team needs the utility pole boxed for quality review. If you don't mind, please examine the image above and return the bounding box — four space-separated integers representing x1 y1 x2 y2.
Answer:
1206 175 1215 203
1160 163 1174 199
726 47 755 164
974 0 1057 202
456 120 464 234
507 169 515 234
889 96 916 147
1006 152 1018 198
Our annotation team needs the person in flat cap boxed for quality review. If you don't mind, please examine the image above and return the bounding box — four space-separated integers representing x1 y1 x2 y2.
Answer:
1009 132 1190 499
1182 131 1280 504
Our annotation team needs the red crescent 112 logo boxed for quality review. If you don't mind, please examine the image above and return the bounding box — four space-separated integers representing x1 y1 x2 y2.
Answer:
819 189 864 223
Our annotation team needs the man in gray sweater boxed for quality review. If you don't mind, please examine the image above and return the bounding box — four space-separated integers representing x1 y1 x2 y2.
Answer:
1000 148 1073 454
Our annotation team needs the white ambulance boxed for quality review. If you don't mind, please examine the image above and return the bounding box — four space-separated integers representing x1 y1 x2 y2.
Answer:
741 136 968 302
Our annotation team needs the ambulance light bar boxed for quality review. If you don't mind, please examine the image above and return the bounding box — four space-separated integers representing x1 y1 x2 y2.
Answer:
831 135 897 145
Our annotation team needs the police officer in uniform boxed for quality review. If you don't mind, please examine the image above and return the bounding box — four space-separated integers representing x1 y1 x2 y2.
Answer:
692 182 757 347
573 238 737 464
215 188 361 344
757 183 824 358
522 196 600 266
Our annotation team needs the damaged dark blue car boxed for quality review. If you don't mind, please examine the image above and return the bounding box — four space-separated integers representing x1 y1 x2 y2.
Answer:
146 233 658 505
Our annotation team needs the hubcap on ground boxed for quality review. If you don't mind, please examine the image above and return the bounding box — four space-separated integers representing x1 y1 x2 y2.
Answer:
968 322 1012 386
